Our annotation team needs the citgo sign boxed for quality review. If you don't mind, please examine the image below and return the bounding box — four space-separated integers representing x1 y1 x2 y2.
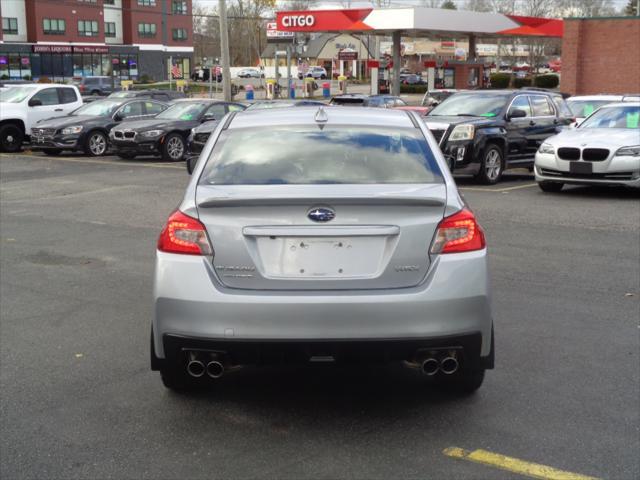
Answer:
281 15 315 28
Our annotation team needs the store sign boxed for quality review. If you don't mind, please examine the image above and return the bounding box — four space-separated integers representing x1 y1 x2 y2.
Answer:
338 51 358 61
266 21 294 44
276 9 373 32
32 45 109 54
33 45 72 53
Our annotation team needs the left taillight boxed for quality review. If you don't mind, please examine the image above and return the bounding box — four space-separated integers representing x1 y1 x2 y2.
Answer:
430 208 486 254
157 210 212 256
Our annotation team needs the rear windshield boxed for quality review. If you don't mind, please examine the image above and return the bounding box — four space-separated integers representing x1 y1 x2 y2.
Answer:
200 126 443 185
566 99 616 118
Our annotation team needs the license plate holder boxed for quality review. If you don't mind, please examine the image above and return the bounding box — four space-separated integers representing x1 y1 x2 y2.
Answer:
570 161 592 175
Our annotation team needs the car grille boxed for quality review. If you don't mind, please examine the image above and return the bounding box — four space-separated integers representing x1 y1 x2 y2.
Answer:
113 130 136 140
429 129 446 145
582 148 609 161
31 127 56 137
557 147 580 161
540 168 635 181
194 132 211 143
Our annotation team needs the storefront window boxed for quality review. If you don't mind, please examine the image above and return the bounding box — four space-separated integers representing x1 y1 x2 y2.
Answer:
0 55 9 79
63 54 73 78
73 54 83 77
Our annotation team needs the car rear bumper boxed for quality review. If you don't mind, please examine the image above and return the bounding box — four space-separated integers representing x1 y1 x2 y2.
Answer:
152 249 494 362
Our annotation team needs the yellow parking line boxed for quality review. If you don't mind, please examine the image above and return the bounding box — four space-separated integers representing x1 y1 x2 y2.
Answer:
443 447 600 480
0 153 183 169
460 183 538 193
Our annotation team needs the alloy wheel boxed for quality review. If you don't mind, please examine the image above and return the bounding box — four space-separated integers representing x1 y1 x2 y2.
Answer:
89 133 107 156
167 137 184 160
484 150 502 181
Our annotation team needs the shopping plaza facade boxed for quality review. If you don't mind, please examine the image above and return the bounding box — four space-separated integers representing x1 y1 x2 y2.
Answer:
0 0 193 82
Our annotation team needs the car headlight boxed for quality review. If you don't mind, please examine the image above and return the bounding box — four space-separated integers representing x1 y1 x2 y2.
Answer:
61 126 83 135
538 143 555 155
614 145 640 157
449 124 474 141
140 130 164 138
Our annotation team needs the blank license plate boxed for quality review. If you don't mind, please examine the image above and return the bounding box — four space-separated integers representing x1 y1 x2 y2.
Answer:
570 162 592 174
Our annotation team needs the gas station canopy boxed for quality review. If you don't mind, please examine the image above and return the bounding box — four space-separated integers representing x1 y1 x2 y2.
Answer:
275 7 564 38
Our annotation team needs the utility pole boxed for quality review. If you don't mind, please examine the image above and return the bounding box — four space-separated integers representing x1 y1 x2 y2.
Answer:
218 0 232 101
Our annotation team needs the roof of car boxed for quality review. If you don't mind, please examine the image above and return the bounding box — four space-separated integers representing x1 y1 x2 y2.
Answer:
566 95 625 101
171 98 226 103
228 106 415 129
595 101 640 108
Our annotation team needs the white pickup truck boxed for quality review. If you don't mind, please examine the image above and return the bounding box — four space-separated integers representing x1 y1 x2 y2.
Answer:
0 84 83 152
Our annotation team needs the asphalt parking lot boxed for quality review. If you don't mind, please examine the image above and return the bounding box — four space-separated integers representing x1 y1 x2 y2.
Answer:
1 152 638 480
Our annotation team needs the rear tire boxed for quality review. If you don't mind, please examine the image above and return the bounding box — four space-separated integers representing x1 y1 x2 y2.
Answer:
117 152 137 160
538 181 564 193
475 143 504 185
162 133 185 162
0 124 24 153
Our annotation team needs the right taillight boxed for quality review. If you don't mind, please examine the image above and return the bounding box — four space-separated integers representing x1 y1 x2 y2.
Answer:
430 208 486 254
157 210 212 256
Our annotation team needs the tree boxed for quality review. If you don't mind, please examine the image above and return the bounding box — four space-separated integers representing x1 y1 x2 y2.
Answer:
464 0 492 11
441 0 457 9
624 0 638 15
560 0 615 17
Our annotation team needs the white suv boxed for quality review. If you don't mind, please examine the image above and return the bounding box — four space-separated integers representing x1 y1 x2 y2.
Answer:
0 84 83 152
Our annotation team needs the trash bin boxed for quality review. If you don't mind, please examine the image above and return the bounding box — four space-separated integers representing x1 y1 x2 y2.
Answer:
338 75 347 94
322 82 330 98
245 84 254 101
266 79 276 100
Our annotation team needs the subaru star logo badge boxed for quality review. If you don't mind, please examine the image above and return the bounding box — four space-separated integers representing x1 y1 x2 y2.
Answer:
307 207 335 222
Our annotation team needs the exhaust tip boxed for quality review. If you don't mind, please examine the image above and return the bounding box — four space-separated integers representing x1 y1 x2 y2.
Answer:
421 357 439 376
187 360 206 378
206 360 224 379
440 357 459 375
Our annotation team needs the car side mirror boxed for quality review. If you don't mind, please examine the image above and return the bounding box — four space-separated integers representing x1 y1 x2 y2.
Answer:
28 98 42 107
186 155 197 175
113 112 123 122
202 114 216 122
507 109 527 120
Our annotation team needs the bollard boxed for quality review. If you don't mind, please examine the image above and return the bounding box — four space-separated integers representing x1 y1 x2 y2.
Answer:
245 84 254 101
338 75 347 94
322 82 330 99
290 81 296 99
303 77 314 98
266 79 276 100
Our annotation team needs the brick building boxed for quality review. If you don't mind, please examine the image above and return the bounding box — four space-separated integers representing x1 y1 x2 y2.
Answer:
0 0 193 82
561 17 640 95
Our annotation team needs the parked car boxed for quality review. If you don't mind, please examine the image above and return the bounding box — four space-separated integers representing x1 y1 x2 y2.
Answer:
71 76 114 96
245 100 326 110
424 89 574 183
0 84 83 152
421 89 463 109
534 102 640 191
329 94 407 108
29 98 169 156
565 94 640 124
152 106 494 392
298 66 328 80
402 74 426 85
108 89 186 102
110 99 242 161
237 68 264 79
186 102 246 159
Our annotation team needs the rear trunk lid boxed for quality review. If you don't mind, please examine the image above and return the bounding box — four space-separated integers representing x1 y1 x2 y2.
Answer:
196 184 446 290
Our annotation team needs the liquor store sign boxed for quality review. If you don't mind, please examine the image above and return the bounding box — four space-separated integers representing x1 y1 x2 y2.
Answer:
32 45 110 54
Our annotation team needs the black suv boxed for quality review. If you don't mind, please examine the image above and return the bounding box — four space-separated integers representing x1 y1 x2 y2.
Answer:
425 89 574 183
109 99 241 161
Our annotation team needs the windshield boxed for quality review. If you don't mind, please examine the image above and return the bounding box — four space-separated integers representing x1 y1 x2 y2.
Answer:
579 105 640 129
108 91 135 98
247 102 297 110
0 86 38 103
200 126 443 185
428 93 510 117
156 102 208 120
567 99 617 118
72 100 121 116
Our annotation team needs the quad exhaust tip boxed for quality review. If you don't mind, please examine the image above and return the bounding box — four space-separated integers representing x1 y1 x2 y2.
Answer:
440 356 459 375
421 358 440 376
186 359 206 378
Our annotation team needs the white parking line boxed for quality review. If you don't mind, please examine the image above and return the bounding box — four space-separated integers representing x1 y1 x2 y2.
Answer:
461 183 538 193
0 153 183 170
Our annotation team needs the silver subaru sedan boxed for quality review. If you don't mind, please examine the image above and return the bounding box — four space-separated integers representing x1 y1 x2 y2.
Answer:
151 106 494 393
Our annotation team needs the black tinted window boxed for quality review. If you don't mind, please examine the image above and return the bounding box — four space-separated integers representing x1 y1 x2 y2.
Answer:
32 88 60 106
201 126 443 185
531 95 554 116
59 88 78 104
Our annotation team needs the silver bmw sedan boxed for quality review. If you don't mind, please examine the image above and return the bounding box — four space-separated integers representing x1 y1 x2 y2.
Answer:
151 106 494 394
